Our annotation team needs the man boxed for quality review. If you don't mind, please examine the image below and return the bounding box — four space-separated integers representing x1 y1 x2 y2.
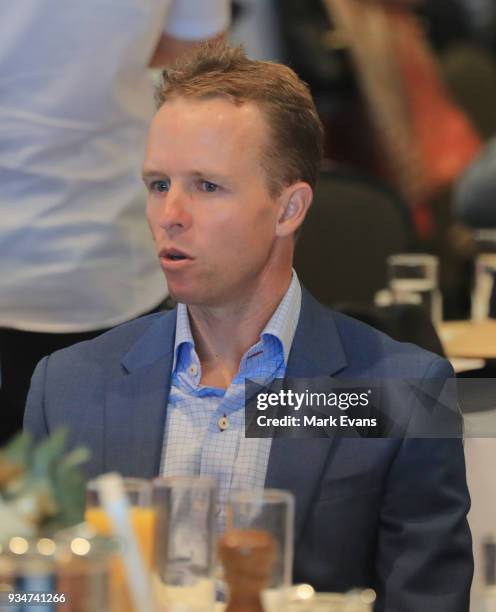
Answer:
25 44 472 610
0 0 230 443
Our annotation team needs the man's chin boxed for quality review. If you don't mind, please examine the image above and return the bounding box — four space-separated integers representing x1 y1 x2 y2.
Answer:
167 286 204 306
163 275 194 304
168 286 228 309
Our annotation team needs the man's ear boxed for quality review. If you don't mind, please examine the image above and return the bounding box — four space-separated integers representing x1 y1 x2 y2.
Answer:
275 182 313 238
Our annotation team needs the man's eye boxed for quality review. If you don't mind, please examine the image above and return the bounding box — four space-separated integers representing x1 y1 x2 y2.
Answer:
150 179 170 193
200 181 219 193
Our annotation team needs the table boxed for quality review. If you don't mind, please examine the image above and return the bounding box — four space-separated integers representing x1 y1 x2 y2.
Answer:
438 319 496 360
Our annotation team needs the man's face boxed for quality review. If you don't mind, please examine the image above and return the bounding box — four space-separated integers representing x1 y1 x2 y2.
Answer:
143 97 288 307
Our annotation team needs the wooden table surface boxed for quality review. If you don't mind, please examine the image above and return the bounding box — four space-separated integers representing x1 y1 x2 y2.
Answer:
438 319 496 360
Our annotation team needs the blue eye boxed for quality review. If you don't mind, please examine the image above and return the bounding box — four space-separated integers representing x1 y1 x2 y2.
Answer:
201 181 218 193
150 179 170 193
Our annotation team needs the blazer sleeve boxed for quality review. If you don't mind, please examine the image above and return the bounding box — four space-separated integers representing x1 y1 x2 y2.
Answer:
23 356 50 442
375 358 473 612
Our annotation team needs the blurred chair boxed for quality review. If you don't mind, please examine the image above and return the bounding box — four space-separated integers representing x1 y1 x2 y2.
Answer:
295 169 415 306
333 302 445 357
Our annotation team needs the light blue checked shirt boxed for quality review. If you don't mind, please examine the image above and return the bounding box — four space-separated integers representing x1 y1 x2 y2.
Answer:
160 271 301 529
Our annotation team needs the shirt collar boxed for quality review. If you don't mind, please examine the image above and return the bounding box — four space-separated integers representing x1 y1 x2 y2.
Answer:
261 269 301 364
172 269 302 372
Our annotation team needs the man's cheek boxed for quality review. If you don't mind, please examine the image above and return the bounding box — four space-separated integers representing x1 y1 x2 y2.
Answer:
146 218 161 243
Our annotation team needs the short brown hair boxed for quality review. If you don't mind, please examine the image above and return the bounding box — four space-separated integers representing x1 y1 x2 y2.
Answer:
156 43 324 197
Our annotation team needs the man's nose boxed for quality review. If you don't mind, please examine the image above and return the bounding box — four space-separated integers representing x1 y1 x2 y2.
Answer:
157 188 192 235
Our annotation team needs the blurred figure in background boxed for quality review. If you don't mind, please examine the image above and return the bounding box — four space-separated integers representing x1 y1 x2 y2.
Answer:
0 0 230 443
278 0 482 238
455 137 496 229
277 0 483 318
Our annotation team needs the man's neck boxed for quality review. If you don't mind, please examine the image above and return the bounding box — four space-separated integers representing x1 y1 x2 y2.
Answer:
187 271 293 388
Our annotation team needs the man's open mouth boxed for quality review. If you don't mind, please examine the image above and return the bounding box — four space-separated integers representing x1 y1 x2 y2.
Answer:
160 248 191 262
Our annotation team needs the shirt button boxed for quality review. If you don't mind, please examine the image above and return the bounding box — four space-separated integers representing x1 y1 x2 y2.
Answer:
218 415 229 431
188 363 198 376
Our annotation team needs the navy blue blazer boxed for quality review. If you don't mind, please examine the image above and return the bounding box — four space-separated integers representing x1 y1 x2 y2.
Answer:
24 289 472 611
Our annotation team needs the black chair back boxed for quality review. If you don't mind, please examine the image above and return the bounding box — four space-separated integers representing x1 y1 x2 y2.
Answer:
294 169 415 306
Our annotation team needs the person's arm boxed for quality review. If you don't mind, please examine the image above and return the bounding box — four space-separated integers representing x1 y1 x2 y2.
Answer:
454 137 496 228
149 0 230 67
375 358 473 611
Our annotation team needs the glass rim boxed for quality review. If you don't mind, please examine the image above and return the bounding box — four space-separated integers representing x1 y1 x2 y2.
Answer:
86 476 151 492
228 488 294 505
309 591 375 602
386 253 438 267
152 475 216 490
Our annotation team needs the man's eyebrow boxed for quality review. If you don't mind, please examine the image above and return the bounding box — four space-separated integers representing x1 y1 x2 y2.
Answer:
143 168 228 181
142 169 165 180
190 169 229 182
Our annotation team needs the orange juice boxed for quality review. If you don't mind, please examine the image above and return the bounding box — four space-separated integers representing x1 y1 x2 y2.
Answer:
85 507 156 611
85 506 156 566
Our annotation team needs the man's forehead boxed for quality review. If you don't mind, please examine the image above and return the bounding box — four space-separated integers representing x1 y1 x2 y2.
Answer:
146 96 270 171
152 95 266 134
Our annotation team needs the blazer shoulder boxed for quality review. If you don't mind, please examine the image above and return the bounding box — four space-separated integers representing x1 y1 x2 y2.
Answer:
47 309 176 371
329 308 451 379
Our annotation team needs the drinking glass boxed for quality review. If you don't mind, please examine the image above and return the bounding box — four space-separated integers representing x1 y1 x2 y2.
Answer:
472 254 496 320
471 230 496 321
152 476 217 612
86 477 155 567
85 477 155 612
225 488 294 610
387 253 443 324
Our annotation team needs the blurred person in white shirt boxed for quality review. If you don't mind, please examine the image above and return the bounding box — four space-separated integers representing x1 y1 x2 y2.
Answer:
0 0 230 443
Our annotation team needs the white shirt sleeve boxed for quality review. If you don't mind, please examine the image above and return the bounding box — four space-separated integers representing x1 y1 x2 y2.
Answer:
164 0 231 40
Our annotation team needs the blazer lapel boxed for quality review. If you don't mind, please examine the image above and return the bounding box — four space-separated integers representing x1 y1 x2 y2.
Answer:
103 310 176 478
265 289 348 542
